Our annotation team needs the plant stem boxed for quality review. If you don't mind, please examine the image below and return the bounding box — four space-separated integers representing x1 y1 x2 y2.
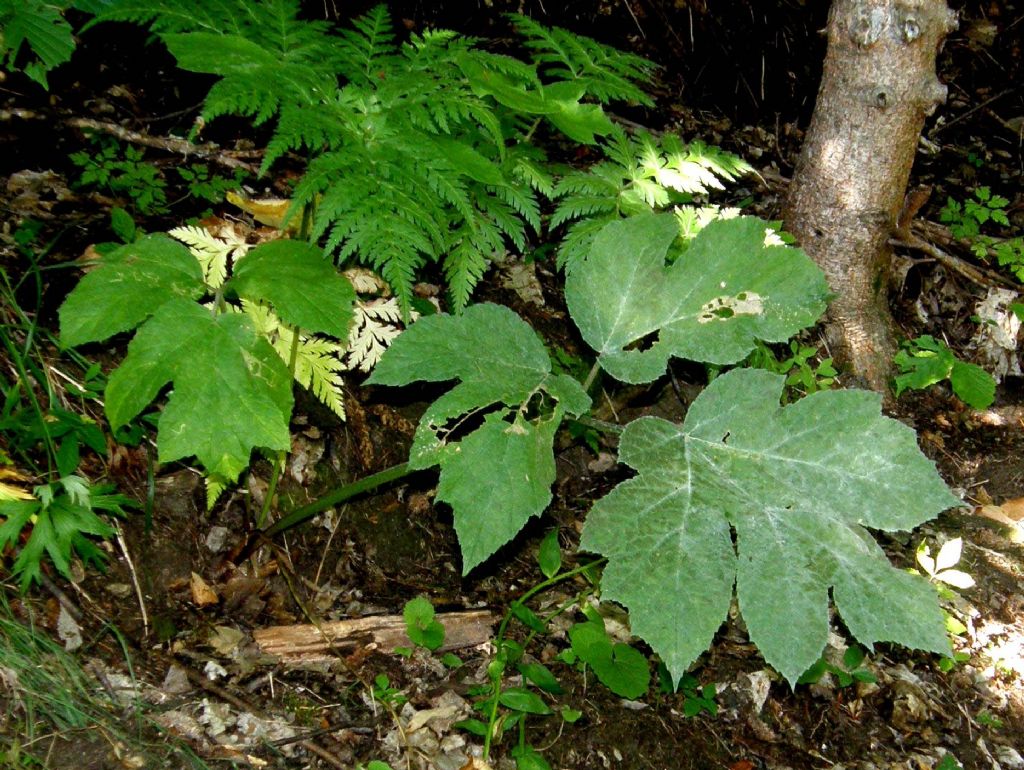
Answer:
482 558 605 761
582 361 601 392
260 462 412 541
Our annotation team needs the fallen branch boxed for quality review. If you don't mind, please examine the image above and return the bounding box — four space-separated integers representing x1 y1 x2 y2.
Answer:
253 609 497 664
66 117 262 173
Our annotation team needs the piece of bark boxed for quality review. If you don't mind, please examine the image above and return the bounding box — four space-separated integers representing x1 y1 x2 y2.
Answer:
253 609 496 664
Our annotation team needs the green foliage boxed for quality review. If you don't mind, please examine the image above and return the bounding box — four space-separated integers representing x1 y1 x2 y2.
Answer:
0 478 133 590
940 186 1024 282
552 126 754 270
662 671 718 717
374 214 957 689
59 234 356 489
747 339 837 399
0 0 75 88
176 163 247 205
366 303 590 572
568 610 649 698
565 213 830 383
371 673 407 708
70 137 169 215
90 2 654 313
1 264 134 590
797 645 877 688
402 597 445 651
941 186 1010 239
894 335 996 410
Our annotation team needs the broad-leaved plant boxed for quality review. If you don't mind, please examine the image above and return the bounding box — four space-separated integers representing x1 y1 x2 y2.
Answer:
369 213 958 687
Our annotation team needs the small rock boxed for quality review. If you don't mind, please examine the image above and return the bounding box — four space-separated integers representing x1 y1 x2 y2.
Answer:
205 526 230 553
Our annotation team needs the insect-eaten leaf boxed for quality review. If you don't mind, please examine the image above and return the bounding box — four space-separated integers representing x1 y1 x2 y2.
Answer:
367 304 591 573
581 368 959 686
565 214 830 384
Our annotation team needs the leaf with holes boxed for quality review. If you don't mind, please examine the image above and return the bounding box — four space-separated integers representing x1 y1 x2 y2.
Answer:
367 304 590 572
565 214 830 383
581 368 958 686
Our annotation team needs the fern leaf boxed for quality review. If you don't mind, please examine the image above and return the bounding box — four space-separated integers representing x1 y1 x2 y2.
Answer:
273 328 346 420
444 231 491 313
336 4 396 84
558 214 616 273
168 225 249 288
344 298 413 372
508 14 656 105
492 183 541 234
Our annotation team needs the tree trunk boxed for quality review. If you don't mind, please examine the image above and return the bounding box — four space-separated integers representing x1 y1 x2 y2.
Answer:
783 0 957 393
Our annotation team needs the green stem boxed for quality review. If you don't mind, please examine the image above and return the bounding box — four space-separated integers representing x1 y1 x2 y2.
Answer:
582 361 601 393
482 558 605 761
261 462 412 540
572 414 624 436
256 330 303 528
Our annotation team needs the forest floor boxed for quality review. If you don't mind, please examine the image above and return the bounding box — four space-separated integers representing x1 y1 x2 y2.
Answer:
2 3 1023 770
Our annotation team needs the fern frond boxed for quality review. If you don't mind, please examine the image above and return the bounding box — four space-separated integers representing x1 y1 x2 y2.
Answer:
558 214 616 273
274 328 346 420
98 0 340 126
492 182 541 234
508 14 656 105
476 190 528 251
336 4 396 84
167 224 249 288
445 230 492 313
344 298 412 372
510 153 555 199
86 0 242 35
205 474 229 509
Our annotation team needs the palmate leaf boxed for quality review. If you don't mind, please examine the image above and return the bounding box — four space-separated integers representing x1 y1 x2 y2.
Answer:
105 298 292 482
1 0 76 89
59 235 205 348
367 304 590 572
566 214 830 384
227 239 356 339
582 368 959 686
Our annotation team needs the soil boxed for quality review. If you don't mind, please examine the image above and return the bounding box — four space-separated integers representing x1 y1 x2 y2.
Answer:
2 3 1023 770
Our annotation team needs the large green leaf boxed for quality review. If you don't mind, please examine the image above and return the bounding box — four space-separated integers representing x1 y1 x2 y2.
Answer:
59 235 205 348
105 298 293 481
367 303 589 467
226 239 355 338
565 214 830 383
437 410 559 573
367 304 589 572
581 368 958 686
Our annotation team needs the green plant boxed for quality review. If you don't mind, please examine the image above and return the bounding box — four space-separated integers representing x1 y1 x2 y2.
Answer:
88 2 656 314
1 263 134 589
58 232 356 500
552 125 754 270
369 212 958 688
940 186 1024 282
941 186 1010 240
0 0 75 88
400 596 445 653
976 710 1004 730
894 335 996 409
371 673 407 709
747 339 837 399
672 673 718 717
797 644 877 688
457 541 601 770
70 137 169 215
176 163 247 205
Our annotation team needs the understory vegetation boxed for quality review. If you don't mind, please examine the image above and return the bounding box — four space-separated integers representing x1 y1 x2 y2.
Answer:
1 1 1021 769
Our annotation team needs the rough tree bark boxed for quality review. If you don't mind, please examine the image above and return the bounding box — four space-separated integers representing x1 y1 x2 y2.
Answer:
783 0 957 393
